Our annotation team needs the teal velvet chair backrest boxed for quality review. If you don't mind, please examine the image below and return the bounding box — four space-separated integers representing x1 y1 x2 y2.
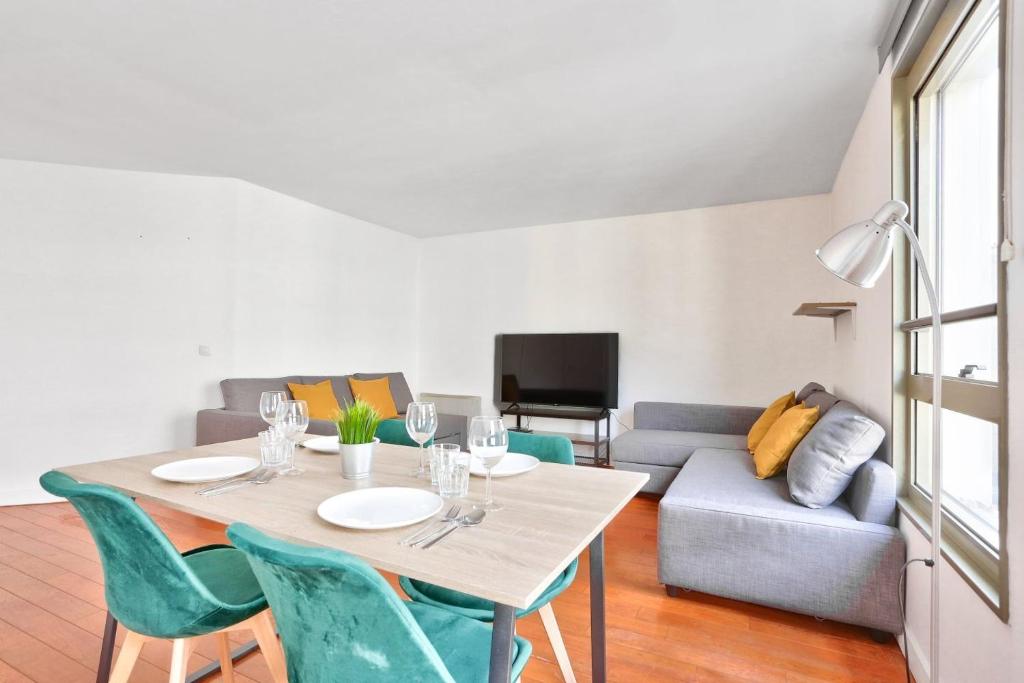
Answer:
375 418 434 448
39 471 230 638
227 523 454 683
508 431 575 466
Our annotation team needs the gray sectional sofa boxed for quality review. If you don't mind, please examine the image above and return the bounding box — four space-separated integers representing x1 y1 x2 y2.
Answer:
612 383 905 636
196 372 467 448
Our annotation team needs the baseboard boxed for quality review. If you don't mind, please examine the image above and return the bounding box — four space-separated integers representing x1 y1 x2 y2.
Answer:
899 623 930 683
0 487 59 506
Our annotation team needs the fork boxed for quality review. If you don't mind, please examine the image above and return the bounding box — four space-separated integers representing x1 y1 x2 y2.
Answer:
196 468 274 495
399 504 461 545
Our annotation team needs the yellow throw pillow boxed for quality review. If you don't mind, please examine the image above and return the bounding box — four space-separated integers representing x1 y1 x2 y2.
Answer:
348 377 399 420
747 391 796 453
286 380 342 421
752 404 820 479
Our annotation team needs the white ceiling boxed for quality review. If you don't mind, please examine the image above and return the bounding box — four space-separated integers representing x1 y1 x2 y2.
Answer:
0 1 897 236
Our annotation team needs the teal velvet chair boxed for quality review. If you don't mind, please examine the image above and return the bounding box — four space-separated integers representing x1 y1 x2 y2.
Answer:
375 417 435 447
400 432 579 682
226 523 532 682
39 471 287 683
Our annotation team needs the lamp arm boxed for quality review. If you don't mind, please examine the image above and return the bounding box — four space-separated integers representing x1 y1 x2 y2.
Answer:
897 217 942 683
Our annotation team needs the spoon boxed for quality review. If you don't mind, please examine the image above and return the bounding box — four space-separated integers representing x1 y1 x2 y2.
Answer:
420 509 486 549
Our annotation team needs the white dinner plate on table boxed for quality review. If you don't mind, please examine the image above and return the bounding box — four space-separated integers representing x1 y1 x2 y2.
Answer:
317 488 443 530
470 452 540 478
151 456 259 483
302 436 340 454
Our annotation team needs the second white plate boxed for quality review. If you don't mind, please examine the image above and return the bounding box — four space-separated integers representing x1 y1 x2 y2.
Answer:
151 456 260 483
470 452 540 478
302 436 340 453
317 487 443 530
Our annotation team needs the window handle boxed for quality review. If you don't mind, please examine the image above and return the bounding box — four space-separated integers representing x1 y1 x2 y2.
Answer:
958 364 987 379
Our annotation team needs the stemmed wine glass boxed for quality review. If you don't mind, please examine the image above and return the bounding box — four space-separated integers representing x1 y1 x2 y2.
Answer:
259 391 287 427
406 402 438 478
277 400 309 476
468 416 508 511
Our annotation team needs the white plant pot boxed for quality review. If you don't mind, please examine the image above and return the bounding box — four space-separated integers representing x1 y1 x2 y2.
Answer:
339 438 379 480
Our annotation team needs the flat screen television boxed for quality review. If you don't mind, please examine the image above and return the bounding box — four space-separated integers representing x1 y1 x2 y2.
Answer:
496 333 619 409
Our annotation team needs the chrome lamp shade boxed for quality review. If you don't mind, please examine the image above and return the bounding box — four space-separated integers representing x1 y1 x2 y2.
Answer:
815 199 908 288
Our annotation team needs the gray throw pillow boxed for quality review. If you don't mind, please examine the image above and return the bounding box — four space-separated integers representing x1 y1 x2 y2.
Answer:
796 382 825 403
802 389 839 416
788 401 885 509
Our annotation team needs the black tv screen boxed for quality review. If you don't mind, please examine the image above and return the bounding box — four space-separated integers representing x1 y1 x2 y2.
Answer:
496 333 619 409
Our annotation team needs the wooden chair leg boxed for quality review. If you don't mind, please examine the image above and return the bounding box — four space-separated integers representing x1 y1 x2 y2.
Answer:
167 638 196 683
538 604 576 683
246 611 288 683
107 630 147 683
216 632 236 683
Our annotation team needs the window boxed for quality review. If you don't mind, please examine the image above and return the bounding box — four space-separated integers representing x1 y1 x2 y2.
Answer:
895 0 1006 614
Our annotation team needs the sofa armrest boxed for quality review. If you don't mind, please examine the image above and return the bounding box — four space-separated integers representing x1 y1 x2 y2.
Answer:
634 402 763 435
845 459 898 526
196 409 268 446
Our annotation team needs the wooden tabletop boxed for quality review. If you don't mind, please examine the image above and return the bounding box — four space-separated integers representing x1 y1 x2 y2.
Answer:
58 437 648 609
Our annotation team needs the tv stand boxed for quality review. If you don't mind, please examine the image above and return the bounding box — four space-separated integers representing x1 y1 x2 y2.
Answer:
499 405 612 467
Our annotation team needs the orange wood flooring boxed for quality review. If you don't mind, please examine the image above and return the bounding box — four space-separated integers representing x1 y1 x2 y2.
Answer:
0 495 908 682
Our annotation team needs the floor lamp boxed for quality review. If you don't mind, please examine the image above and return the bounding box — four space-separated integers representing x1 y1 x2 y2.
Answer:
816 199 941 682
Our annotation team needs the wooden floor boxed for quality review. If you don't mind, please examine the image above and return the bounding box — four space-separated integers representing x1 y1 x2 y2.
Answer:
0 495 908 682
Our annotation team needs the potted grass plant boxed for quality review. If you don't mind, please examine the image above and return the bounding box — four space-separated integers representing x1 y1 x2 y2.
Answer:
334 399 382 479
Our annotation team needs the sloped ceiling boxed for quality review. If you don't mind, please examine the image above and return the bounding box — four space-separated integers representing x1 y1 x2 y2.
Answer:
0 0 897 236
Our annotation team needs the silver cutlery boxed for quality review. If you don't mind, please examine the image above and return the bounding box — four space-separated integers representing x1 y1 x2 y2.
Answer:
196 468 275 496
400 504 461 546
419 509 486 549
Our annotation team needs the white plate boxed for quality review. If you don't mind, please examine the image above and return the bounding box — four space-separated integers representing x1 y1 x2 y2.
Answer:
317 487 443 530
302 436 340 453
470 452 540 478
151 456 260 484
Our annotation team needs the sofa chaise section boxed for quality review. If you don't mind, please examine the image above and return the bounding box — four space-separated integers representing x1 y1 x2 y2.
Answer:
658 448 904 634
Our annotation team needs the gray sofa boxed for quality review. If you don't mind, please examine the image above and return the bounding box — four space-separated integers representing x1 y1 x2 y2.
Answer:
196 372 467 448
612 383 905 636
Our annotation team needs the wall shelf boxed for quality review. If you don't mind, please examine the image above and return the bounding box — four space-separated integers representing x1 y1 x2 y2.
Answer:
793 302 857 340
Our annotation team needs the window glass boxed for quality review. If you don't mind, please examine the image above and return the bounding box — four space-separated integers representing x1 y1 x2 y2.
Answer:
914 316 998 381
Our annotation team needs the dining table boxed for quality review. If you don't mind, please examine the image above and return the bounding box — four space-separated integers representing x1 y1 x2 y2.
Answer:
59 435 649 683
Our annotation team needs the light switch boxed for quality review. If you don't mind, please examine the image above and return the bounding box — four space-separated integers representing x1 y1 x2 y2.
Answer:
198 345 212 357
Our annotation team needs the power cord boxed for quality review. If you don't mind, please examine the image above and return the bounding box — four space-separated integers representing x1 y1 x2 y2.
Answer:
897 557 935 683
608 409 632 431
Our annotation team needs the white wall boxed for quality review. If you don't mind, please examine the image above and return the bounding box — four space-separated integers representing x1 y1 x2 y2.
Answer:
828 60 896 459
416 194 839 435
0 159 418 504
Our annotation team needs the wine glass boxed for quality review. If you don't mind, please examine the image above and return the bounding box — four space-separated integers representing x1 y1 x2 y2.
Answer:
259 391 287 427
277 400 309 476
406 402 438 478
468 416 508 511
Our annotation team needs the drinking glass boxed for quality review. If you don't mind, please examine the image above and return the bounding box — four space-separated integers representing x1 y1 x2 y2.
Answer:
257 429 287 469
277 400 309 476
468 416 508 511
406 402 438 478
432 444 470 499
259 391 287 427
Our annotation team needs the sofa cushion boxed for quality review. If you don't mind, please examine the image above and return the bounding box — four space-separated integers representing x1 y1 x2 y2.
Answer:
746 391 796 453
612 429 747 469
752 404 820 479
354 372 414 413
297 376 355 407
802 388 839 416
796 382 826 403
789 401 885 508
221 377 300 412
287 380 342 420
664 448 857 526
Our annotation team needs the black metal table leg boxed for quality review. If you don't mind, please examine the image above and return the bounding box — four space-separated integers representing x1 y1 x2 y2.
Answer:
186 639 261 682
590 531 606 682
96 611 117 683
489 603 516 683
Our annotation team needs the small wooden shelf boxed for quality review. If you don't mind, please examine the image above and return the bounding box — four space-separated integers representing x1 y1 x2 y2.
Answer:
792 302 857 318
